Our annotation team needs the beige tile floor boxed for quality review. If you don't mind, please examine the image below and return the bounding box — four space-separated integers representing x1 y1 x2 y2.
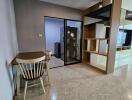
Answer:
48 56 64 68
15 56 132 100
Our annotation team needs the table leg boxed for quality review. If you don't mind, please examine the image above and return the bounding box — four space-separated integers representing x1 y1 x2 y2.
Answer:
16 67 20 95
45 62 50 85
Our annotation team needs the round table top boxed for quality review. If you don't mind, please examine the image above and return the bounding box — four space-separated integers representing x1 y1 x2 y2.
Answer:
16 51 45 60
12 51 46 65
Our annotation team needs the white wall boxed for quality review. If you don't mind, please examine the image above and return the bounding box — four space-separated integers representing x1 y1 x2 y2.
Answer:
0 0 18 99
45 18 64 54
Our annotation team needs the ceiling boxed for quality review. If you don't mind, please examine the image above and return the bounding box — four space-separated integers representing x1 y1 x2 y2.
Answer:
40 0 132 11
40 0 100 10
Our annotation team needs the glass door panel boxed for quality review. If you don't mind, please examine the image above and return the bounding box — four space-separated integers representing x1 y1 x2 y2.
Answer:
64 20 82 65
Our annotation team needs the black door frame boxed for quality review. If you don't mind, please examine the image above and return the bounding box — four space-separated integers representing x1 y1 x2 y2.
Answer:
44 16 83 66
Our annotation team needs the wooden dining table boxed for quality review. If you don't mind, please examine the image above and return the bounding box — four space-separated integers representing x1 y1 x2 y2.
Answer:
12 51 51 95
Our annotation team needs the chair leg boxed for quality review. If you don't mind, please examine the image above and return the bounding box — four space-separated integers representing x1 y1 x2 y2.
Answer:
24 81 28 100
45 62 50 84
40 78 46 93
46 68 50 84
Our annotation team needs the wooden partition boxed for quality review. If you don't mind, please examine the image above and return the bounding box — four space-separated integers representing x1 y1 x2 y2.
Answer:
82 0 122 73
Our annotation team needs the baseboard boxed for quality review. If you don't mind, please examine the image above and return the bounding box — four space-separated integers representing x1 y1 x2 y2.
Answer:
13 88 17 100
13 95 15 100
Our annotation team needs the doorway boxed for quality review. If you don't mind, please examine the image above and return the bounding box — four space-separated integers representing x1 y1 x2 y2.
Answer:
44 16 82 68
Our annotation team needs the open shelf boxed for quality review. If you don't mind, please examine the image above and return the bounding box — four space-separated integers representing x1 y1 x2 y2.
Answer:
83 17 110 72
85 38 109 40
83 50 107 56
83 60 107 73
86 62 106 72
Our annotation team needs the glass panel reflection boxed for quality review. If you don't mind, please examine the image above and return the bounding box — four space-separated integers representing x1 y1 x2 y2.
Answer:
115 0 132 69
65 20 82 64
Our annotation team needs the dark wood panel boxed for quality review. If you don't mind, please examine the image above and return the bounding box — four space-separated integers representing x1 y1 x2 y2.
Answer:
12 51 45 65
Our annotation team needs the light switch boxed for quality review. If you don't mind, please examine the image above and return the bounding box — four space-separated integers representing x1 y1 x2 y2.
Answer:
39 34 43 38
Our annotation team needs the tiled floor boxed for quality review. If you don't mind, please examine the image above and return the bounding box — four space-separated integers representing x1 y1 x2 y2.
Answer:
15 62 132 100
48 56 64 68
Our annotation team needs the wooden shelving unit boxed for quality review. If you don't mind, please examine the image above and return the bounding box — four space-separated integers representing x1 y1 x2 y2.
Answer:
82 22 109 71
84 38 109 40
82 0 114 72
83 50 107 56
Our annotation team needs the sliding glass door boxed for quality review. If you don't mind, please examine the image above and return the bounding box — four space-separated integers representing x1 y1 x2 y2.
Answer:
64 20 82 65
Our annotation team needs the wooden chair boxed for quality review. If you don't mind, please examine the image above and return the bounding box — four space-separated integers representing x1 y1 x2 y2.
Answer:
16 56 46 100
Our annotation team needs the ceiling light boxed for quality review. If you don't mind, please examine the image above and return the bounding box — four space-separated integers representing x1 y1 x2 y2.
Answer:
99 4 103 8
99 0 103 8
128 13 132 16
67 31 70 34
